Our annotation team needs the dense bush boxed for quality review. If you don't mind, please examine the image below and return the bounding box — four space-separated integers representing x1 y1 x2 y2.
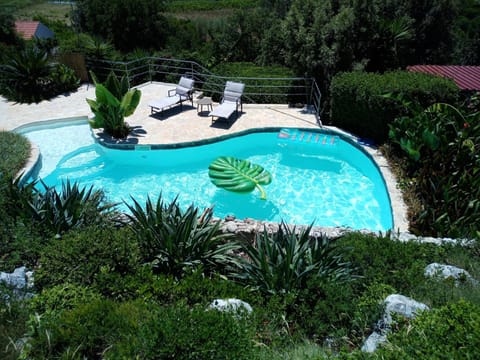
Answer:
167 0 258 12
75 0 168 52
0 131 30 178
205 62 299 104
0 288 30 360
0 47 80 103
25 299 257 359
34 225 140 291
330 71 459 143
375 300 480 359
338 233 444 295
388 94 480 238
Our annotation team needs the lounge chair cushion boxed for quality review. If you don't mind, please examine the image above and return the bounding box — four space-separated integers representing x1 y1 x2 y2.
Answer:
209 102 237 119
148 95 182 111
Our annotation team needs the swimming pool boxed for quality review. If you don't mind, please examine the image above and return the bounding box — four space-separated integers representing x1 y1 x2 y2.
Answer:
19 119 393 231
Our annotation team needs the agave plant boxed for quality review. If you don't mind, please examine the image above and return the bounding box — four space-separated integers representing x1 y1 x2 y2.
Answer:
208 156 272 200
126 195 239 277
27 180 115 235
233 223 354 295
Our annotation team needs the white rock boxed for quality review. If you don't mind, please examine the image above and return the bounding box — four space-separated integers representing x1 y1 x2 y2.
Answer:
0 266 29 288
209 298 253 314
361 331 387 353
383 294 429 325
425 263 477 285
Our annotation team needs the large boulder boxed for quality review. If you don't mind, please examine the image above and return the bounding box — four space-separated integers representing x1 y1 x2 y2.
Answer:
0 266 34 289
425 263 477 286
361 294 429 353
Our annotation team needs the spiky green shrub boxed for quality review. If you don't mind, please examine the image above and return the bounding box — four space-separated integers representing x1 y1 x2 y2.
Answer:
126 195 239 277
233 223 354 295
0 47 80 103
27 180 115 236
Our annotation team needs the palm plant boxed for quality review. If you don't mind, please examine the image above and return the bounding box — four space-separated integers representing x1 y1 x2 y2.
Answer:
126 195 239 277
233 223 354 295
0 46 54 103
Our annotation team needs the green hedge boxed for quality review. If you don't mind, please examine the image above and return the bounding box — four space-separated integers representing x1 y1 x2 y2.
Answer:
167 0 258 12
205 62 300 104
330 71 459 143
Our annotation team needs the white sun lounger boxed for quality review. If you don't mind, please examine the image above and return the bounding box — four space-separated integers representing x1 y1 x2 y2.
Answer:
149 76 194 115
209 81 245 123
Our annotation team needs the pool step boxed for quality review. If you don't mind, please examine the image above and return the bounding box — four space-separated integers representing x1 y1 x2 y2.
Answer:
278 129 337 145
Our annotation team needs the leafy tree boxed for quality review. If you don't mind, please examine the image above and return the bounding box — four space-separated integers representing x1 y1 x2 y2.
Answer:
452 0 480 64
0 8 21 46
74 0 168 51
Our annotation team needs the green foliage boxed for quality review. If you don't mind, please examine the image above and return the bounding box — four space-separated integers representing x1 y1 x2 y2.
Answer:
30 283 102 317
0 131 30 178
35 225 140 291
75 0 168 51
452 0 480 65
375 300 480 359
0 290 30 360
0 46 53 103
167 0 258 12
24 299 257 359
27 180 114 236
208 62 297 104
338 232 443 295
87 73 141 138
388 94 480 238
209 156 272 200
234 223 354 295
49 63 80 93
330 71 459 143
0 7 22 46
126 195 239 277
0 46 80 103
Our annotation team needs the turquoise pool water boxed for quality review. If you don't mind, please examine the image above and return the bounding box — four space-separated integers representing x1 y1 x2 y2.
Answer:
19 120 393 231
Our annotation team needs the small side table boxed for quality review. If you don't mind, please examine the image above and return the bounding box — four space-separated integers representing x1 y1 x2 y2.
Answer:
197 97 213 113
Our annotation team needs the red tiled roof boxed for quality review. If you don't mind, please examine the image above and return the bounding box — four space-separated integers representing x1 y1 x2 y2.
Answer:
407 65 480 91
14 21 40 40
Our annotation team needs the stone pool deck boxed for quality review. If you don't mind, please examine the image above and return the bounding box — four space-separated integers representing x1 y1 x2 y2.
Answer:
1 82 320 140
0 81 408 233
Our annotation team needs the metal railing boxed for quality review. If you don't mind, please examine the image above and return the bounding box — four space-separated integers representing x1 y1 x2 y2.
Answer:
85 56 322 124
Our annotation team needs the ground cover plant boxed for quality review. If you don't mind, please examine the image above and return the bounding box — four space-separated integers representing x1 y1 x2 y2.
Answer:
0 132 479 359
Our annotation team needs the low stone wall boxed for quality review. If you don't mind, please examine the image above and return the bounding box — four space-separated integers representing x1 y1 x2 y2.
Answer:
216 216 473 246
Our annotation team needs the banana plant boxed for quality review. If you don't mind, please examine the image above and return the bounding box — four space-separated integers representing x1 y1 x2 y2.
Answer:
208 156 272 200
87 74 141 139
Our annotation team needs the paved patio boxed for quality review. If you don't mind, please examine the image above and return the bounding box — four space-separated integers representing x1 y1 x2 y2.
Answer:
1 82 320 143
